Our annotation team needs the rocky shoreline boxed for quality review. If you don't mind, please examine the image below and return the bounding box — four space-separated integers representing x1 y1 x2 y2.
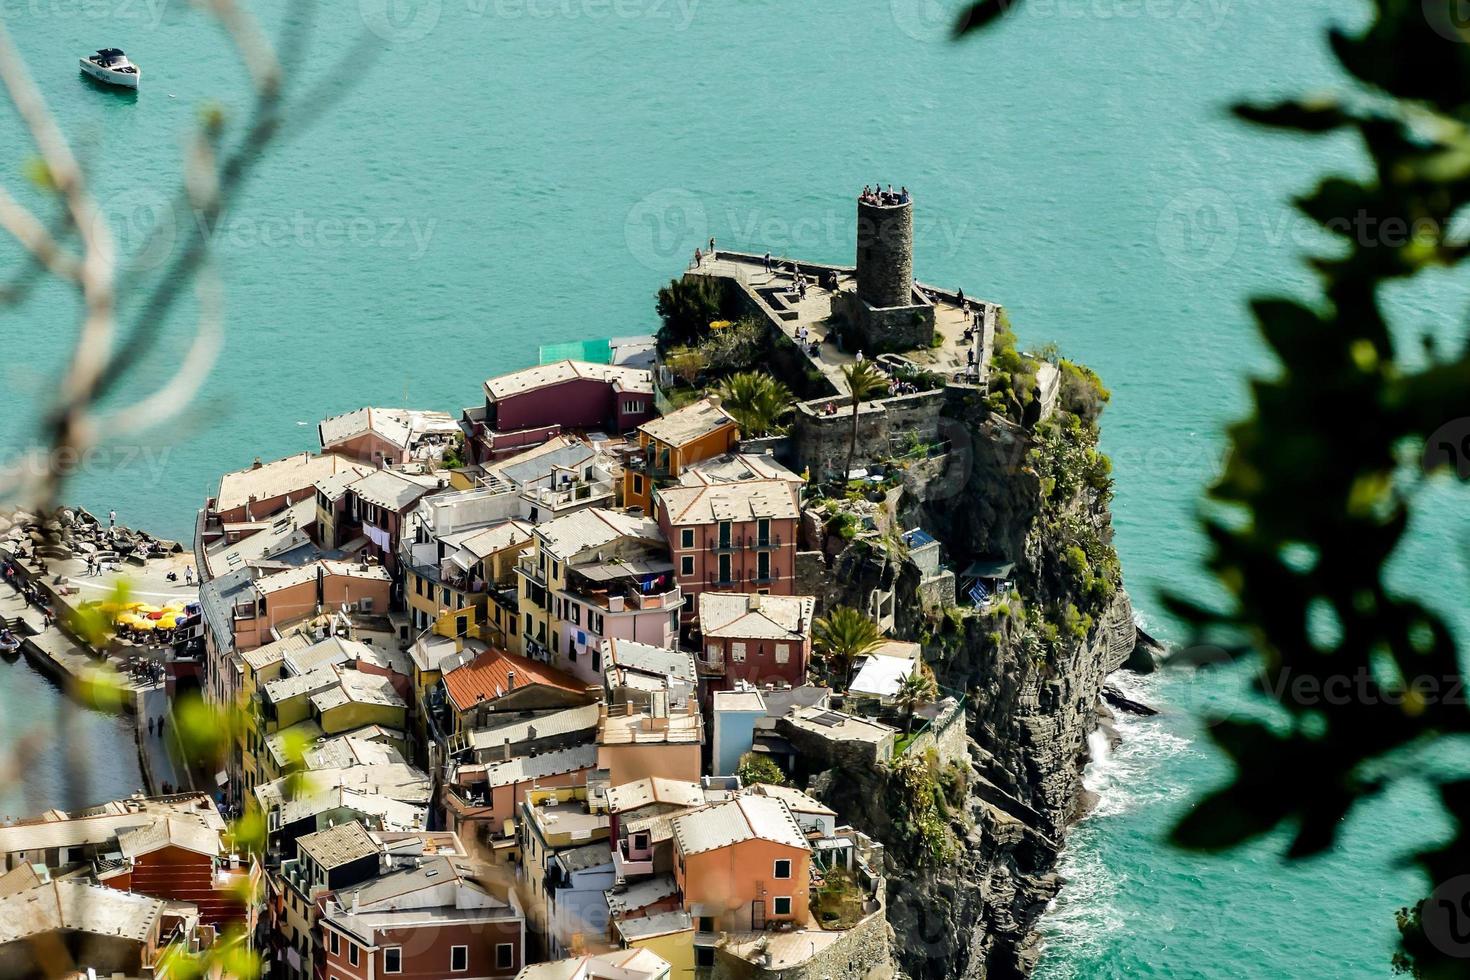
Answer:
782 404 1152 979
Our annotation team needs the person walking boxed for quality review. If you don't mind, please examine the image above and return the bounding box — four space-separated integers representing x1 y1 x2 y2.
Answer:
108 509 116 529
184 565 194 587
157 715 166 738
147 716 155 736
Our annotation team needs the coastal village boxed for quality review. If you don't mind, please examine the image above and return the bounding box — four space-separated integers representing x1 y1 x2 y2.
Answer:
0 189 1137 980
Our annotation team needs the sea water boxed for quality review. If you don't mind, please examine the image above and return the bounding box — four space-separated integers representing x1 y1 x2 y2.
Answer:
0 0 1460 973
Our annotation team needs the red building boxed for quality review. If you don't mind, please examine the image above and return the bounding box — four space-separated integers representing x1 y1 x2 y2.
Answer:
110 816 250 927
695 592 814 691
461 360 655 462
318 855 525 980
653 479 800 601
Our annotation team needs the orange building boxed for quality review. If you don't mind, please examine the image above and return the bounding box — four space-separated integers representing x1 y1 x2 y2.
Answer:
623 399 739 513
597 700 704 786
670 795 811 934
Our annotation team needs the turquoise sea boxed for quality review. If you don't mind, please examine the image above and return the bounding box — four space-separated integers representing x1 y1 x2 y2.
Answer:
1 0 1464 974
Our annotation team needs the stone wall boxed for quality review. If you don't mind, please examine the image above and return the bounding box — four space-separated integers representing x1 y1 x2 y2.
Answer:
713 909 895 980
791 389 947 481
832 290 936 355
901 697 966 768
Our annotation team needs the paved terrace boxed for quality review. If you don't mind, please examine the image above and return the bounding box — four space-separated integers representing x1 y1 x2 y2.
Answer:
693 251 994 396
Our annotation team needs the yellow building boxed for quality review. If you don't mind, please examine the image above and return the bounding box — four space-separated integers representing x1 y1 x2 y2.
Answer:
245 637 405 794
615 912 695 980
405 519 534 633
622 399 739 513
236 634 315 800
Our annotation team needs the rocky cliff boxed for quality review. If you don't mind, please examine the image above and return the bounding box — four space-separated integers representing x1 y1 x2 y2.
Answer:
800 386 1137 979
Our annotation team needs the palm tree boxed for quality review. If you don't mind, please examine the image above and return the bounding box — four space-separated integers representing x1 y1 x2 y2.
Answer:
840 360 889 481
716 371 794 437
812 605 882 685
894 671 939 733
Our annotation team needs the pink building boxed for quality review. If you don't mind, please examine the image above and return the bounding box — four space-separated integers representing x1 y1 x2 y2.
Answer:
653 479 801 602
317 406 460 467
461 360 656 462
695 592 815 692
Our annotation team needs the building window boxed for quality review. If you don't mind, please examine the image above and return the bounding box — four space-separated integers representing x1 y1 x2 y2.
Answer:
774 896 792 916
680 555 694 576
731 641 746 663
718 521 732 548
329 933 339 955
680 528 694 549
451 945 469 972
496 944 515 970
696 948 716 968
348 944 359 967
718 553 731 584
592 646 602 672
775 643 790 664
757 518 770 546
633 475 644 495
774 858 792 879
383 948 402 973
705 642 722 665
758 550 770 581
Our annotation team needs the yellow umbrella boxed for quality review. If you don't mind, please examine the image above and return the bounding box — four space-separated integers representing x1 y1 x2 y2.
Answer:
158 615 181 629
115 613 145 628
132 618 157 631
709 319 733 330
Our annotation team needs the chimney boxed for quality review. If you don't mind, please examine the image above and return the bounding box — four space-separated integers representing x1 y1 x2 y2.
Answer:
748 593 761 611
506 670 516 691
706 393 722 409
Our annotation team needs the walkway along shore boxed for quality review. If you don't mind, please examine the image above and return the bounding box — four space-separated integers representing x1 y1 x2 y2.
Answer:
0 518 197 798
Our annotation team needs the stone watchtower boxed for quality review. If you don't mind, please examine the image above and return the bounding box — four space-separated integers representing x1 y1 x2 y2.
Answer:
837 191 936 353
856 197 915 310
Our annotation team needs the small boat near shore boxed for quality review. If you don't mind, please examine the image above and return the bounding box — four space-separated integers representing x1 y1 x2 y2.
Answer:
80 49 140 89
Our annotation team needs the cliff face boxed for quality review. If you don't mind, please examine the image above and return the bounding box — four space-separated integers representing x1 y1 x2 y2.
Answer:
805 401 1135 979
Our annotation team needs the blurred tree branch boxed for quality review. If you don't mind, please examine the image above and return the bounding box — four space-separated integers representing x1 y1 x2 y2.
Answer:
960 0 1470 975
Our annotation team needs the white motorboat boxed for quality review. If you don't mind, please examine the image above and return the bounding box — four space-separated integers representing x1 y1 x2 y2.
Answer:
80 49 140 89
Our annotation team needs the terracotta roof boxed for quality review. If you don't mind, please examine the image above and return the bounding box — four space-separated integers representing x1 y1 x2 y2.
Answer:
655 478 799 526
442 647 589 713
638 398 736 448
215 452 362 513
698 592 814 640
671 795 810 857
484 359 653 401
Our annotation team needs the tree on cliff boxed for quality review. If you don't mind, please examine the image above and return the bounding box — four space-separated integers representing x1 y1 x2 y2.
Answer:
655 276 724 348
716 371 793 437
736 751 787 787
840 360 889 480
895 671 939 734
951 1 1470 975
813 605 882 686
